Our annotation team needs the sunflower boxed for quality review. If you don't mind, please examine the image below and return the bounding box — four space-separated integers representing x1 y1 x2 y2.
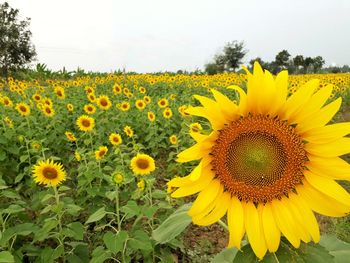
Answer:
66 103 74 112
42 98 53 107
54 86 65 99
130 153 156 176
169 135 177 145
42 105 55 117
139 86 146 94
85 86 95 94
113 172 124 185
167 62 350 259
170 94 177 100
137 179 145 190
147 111 156 122
32 93 41 102
87 93 96 102
113 84 122 95
76 115 95 132
158 98 169 108
15 102 30 117
97 95 112 110
124 126 134 138
65 131 77 142
143 95 151 104
32 159 66 186
95 146 108 160
135 99 146 110
163 107 173 119
109 133 122 146
189 122 203 133
4 116 13 128
84 104 96 115
74 150 81 161
119 101 130 111
2 96 13 107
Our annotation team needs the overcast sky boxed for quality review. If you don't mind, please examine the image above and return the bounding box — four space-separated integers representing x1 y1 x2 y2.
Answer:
6 0 350 73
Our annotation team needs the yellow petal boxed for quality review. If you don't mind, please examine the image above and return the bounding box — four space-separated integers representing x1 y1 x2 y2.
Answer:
304 170 350 206
190 131 208 142
296 180 350 217
261 203 280 252
226 85 247 115
186 106 226 130
289 193 320 242
191 190 223 224
170 169 215 198
272 70 288 116
227 196 245 249
193 191 230 226
211 89 239 121
188 179 222 216
271 198 300 248
297 97 342 133
243 201 267 259
283 79 319 120
303 122 350 144
307 155 350 181
177 135 214 162
305 137 350 157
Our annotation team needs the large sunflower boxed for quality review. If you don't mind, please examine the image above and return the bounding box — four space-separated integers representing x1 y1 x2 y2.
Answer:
15 102 30 117
32 159 66 186
167 62 350 259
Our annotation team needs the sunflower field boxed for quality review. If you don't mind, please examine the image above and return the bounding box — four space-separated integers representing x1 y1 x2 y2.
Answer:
1 66 350 263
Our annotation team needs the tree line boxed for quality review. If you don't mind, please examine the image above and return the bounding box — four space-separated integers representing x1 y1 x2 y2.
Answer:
205 41 350 75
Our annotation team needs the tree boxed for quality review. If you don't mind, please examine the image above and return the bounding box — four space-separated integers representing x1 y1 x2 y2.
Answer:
303 57 314 73
312 56 325 73
222 41 247 72
275 50 291 69
0 2 36 75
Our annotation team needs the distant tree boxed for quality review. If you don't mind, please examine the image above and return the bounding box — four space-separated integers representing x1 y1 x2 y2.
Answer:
312 56 325 73
303 57 314 73
249 57 268 70
222 41 247 72
204 63 220 75
0 2 36 75
213 54 226 73
293 55 304 72
275 50 291 70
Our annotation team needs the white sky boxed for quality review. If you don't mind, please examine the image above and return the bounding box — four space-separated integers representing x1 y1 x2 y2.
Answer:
5 0 350 72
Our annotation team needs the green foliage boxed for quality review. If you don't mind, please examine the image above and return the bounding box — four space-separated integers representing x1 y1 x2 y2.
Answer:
0 2 36 75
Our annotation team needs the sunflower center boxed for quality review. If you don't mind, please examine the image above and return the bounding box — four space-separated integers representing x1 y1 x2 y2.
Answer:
100 99 107 106
82 119 90 127
43 167 58 179
136 158 149 169
211 114 307 203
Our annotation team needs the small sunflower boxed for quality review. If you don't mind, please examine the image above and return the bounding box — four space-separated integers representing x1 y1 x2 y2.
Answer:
112 84 122 95
135 99 146 110
124 126 134 138
66 103 74 112
76 115 95 132
109 133 122 146
163 107 173 119
97 95 112 110
85 86 94 94
130 153 156 176
54 86 65 99
42 105 55 117
158 98 169 108
65 131 77 142
4 117 14 128
147 111 156 122
87 93 96 102
32 159 66 187
143 95 151 104
168 62 350 259
2 96 13 107
169 135 177 145
189 122 203 133
84 104 96 115
119 101 130 111
74 150 81 161
42 98 53 107
113 172 124 185
139 86 146 94
32 94 41 102
95 146 108 160
137 179 145 190
15 102 30 117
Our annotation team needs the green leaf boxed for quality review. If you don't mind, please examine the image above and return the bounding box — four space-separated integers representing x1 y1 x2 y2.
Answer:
320 235 350 263
63 222 85 241
34 219 59 241
152 203 192 244
2 204 24 214
103 231 128 253
85 207 107 224
0 251 14 263
129 230 153 252
90 246 111 263
120 201 141 219
233 239 335 263
211 248 238 263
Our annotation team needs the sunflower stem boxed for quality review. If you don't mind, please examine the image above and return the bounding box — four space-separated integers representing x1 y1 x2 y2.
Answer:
218 219 228 231
115 185 121 231
53 186 65 262
273 252 280 263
